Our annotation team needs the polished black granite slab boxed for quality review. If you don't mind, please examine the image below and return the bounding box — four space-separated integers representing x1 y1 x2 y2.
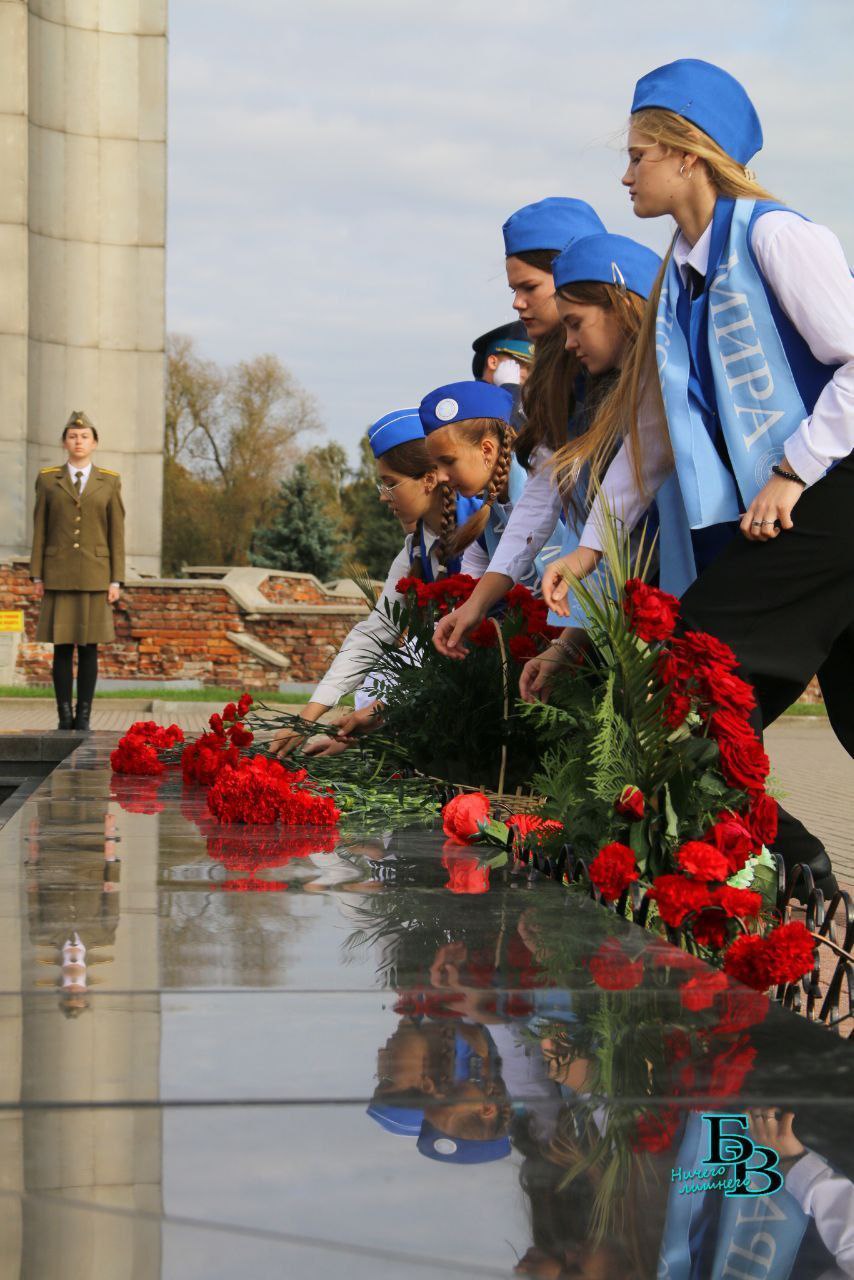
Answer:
0 738 851 1278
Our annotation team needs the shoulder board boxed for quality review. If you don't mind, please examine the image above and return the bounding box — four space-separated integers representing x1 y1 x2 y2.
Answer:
97 467 120 477
40 466 62 473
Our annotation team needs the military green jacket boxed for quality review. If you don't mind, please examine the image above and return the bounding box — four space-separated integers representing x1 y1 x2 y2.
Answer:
30 466 126 591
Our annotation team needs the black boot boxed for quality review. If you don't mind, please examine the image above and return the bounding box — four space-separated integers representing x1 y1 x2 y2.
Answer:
57 701 74 731
73 702 92 732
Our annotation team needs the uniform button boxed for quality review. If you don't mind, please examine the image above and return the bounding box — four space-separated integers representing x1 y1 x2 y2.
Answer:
73 542 80 549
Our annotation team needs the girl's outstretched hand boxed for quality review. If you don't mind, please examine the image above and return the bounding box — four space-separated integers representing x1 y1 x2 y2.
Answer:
541 547 602 615
432 598 485 659
519 645 567 704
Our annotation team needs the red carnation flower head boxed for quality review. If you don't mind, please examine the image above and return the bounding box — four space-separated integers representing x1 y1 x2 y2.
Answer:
746 793 778 848
711 718 770 795
587 938 645 990
589 842 639 902
676 840 730 882
209 712 224 735
691 908 732 951
623 579 681 643
649 875 712 928
442 854 491 895
467 619 498 648
237 693 253 717
706 815 756 875
680 970 729 1012
508 633 539 663
229 722 254 748
222 702 238 722
614 785 645 822
441 792 491 844
710 885 762 921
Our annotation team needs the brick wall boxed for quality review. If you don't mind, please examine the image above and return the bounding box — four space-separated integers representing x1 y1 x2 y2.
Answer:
0 561 366 689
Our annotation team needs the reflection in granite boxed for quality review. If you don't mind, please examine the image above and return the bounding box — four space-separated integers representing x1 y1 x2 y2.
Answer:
0 736 851 1279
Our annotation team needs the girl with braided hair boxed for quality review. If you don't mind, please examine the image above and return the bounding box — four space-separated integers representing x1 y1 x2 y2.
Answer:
419 380 542 589
271 407 480 755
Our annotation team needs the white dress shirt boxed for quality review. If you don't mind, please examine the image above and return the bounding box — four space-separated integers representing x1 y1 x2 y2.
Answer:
786 1151 854 1276
477 448 564 583
579 210 854 551
66 460 93 492
312 527 444 708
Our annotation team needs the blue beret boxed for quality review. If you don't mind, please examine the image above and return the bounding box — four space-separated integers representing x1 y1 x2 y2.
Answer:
366 1102 424 1137
502 197 606 257
631 59 763 165
419 381 513 435
553 233 662 300
417 1120 511 1165
368 408 424 459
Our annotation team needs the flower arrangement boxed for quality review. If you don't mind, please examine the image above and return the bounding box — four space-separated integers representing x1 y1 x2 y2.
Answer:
181 695 254 785
110 720 184 775
206 754 340 827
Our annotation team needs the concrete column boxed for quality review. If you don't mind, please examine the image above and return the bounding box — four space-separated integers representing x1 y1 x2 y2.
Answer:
0 0 168 575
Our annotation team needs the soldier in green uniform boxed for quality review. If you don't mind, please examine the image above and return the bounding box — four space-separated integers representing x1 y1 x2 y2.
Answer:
30 411 125 730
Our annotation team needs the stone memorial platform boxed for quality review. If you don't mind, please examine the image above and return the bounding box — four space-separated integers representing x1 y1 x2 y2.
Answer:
0 736 851 1276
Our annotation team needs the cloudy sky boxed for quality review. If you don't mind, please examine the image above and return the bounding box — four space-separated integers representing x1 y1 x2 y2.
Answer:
168 0 854 460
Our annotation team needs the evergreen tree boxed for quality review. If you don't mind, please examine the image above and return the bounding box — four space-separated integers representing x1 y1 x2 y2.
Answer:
342 435 405 578
250 461 343 579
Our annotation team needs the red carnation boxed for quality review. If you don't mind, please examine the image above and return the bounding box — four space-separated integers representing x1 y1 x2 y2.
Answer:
706 815 756 875
722 933 774 990
664 691 692 729
676 840 730 882
222 702 238 722
710 885 762 921
589 842 639 901
630 1107 681 1154
623 579 681 643
442 855 490 895
229 723 254 748
763 921 817 985
588 938 644 990
237 693 253 717
677 631 738 672
467 620 498 648
680 970 729 1012
614 785 645 821
506 814 564 847
441 792 490 844
709 989 769 1037
209 712 224 735
746 793 778 847
649 875 712 928
691 909 731 951
508 633 539 662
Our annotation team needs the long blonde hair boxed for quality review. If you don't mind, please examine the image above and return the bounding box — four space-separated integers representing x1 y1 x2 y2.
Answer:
621 108 779 496
549 280 647 513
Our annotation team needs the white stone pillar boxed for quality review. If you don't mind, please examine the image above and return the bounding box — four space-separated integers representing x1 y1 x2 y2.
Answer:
0 0 168 576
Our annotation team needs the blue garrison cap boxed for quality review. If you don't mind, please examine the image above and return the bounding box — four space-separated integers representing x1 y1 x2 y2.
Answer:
472 320 534 380
631 59 763 165
419 381 513 435
417 1120 511 1165
368 408 424 459
553 233 662 300
367 1102 424 1137
502 197 606 257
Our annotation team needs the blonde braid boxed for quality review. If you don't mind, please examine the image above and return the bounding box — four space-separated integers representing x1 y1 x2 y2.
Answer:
437 481 457 570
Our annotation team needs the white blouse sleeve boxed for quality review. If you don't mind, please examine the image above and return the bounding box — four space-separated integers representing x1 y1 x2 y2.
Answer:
786 1151 854 1273
579 375 674 551
312 540 412 707
461 539 491 578
485 448 563 582
751 211 854 487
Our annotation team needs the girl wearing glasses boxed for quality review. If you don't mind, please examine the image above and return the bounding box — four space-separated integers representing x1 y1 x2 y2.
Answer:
271 408 480 753
543 58 854 897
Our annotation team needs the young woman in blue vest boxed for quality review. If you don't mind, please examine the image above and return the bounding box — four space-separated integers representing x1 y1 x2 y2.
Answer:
271 408 479 754
431 197 608 656
543 59 854 895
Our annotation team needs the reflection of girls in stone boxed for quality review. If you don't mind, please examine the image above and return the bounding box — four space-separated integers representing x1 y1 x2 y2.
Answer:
432 198 606 658
504 232 662 704
543 59 854 895
271 409 480 755
30 411 125 731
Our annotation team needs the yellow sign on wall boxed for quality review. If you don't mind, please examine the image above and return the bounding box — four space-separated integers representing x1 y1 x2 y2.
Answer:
0 611 25 633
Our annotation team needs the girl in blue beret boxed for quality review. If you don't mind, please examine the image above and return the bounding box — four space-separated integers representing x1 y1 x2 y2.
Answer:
544 58 854 896
271 411 479 754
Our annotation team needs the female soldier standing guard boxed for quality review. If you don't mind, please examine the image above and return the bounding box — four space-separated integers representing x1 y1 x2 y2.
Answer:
30 412 125 731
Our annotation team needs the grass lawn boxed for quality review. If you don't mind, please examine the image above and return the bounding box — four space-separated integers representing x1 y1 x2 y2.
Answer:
0 685 325 705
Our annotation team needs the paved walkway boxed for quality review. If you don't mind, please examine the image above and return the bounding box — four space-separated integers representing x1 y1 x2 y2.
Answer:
1 700 850 887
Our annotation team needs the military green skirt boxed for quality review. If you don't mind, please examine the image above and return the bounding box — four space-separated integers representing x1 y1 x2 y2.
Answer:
36 591 115 646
